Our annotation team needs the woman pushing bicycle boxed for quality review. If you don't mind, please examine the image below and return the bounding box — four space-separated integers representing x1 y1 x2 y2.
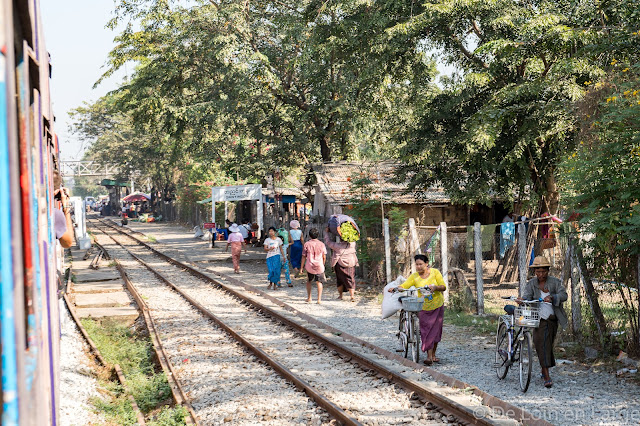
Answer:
389 254 446 365
517 256 568 388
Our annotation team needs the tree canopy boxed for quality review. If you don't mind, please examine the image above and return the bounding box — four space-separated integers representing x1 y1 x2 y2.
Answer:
71 0 640 220
392 0 640 214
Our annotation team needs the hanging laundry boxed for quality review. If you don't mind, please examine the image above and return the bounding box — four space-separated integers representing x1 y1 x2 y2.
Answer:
499 222 516 259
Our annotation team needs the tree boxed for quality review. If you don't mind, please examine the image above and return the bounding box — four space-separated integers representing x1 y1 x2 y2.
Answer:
560 59 640 351
101 0 435 165
394 0 624 214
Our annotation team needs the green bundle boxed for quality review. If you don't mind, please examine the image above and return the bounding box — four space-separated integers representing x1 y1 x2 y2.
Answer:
339 221 360 242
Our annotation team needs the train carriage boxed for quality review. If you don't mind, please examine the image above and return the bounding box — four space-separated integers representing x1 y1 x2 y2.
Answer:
1 0 63 424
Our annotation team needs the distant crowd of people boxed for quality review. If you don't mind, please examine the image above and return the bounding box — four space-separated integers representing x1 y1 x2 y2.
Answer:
223 219 359 304
120 202 150 218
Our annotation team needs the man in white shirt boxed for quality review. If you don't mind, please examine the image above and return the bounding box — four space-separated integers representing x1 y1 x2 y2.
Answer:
238 222 249 240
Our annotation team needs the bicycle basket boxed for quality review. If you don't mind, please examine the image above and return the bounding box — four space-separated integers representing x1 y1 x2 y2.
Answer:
401 297 424 312
514 305 540 327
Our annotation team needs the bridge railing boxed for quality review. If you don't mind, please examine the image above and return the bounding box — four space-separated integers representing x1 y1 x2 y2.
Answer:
60 161 119 177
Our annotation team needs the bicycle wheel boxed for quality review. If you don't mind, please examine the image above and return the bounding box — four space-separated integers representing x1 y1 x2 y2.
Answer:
406 314 420 363
518 331 533 392
402 313 414 361
396 312 409 356
495 322 509 379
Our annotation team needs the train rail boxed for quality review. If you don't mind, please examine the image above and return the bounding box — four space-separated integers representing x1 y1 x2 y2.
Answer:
89 217 524 425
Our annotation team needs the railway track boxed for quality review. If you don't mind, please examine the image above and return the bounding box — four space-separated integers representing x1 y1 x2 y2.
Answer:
88 218 519 425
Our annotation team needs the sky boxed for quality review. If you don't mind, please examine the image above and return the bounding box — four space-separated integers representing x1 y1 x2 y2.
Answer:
40 0 127 161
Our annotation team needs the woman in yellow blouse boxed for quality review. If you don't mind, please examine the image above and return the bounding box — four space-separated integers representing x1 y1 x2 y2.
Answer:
390 254 446 365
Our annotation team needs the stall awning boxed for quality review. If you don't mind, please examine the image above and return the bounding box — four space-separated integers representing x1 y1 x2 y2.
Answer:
197 197 212 204
265 195 297 204
100 179 129 187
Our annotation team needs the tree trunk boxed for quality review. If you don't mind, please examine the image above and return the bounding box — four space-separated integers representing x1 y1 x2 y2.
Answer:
528 157 559 216
574 241 608 349
320 133 331 162
542 173 560 215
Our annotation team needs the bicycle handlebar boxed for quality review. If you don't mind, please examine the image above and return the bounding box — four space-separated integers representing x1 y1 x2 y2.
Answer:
391 286 432 295
501 296 552 304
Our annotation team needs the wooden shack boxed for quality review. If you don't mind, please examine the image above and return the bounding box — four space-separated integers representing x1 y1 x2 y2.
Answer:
310 161 475 226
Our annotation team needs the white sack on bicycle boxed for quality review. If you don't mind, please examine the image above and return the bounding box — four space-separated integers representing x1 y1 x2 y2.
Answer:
381 276 406 319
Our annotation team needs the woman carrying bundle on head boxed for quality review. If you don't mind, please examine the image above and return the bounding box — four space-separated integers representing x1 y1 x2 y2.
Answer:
324 227 359 302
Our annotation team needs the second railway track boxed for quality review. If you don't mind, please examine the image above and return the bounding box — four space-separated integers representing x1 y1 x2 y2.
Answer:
89 218 521 426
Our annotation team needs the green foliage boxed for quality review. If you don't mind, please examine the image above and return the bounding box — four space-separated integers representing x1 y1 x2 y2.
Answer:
81 319 185 423
71 0 436 200
559 58 640 351
343 166 407 284
70 175 103 199
90 390 137 425
393 0 639 214
148 406 188 426
561 61 640 256
444 310 496 336
81 318 153 375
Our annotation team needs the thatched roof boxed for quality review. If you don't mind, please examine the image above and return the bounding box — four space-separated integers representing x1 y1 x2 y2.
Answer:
312 161 450 205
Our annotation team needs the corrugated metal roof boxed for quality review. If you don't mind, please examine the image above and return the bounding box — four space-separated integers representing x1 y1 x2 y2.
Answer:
312 161 450 205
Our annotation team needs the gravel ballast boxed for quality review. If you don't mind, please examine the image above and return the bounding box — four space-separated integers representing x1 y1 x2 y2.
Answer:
59 302 101 426
97 222 499 425
121 220 640 426
94 230 321 425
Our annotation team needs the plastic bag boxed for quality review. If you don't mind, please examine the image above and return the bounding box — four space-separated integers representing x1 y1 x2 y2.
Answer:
381 276 407 319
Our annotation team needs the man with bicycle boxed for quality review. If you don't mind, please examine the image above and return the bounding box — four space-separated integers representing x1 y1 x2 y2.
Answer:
516 256 568 388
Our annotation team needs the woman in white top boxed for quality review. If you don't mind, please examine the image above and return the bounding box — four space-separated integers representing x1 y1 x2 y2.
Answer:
264 227 285 289
288 220 304 275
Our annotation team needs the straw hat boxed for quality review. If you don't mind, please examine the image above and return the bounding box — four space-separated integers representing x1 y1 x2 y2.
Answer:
229 224 240 233
529 256 551 268
289 220 300 229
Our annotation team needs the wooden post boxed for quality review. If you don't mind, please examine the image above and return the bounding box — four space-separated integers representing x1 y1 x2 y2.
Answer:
409 218 420 273
440 222 449 304
474 222 484 315
517 223 527 297
570 242 582 336
384 219 392 283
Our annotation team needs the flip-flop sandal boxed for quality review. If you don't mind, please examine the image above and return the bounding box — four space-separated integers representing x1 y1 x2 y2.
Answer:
432 357 441 363
288 284 293 287
544 379 553 388
423 359 433 366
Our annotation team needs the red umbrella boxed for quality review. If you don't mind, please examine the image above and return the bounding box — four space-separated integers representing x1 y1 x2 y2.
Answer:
122 192 151 202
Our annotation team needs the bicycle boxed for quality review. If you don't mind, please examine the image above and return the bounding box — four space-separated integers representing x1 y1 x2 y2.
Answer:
494 296 549 392
392 287 432 363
